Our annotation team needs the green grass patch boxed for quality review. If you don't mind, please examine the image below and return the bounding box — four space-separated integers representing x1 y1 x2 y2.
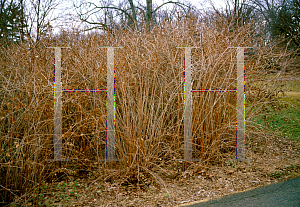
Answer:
248 76 300 144
250 102 299 143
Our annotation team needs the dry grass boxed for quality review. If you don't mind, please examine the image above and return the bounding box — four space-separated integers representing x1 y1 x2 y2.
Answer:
0 16 296 205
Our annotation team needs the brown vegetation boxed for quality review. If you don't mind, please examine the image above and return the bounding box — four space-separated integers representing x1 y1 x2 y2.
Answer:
0 17 298 206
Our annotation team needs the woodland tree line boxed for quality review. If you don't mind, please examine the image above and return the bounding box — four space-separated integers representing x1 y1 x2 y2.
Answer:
0 0 299 48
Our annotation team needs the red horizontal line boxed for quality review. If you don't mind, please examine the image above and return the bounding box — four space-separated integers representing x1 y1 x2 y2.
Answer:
62 89 107 92
192 89 237 92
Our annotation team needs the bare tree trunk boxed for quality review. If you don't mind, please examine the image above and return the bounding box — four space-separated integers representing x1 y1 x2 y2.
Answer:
233 0 238 27
36 0 40 41
146 0 152 31
128 0 137 28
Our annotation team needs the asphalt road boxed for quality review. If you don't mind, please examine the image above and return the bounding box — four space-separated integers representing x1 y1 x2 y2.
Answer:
180 176 300 207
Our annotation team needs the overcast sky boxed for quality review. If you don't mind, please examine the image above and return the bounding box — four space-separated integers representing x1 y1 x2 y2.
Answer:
50 0 229 34
153 0 227 9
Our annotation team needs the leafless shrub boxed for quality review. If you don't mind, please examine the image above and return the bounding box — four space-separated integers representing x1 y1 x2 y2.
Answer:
0 17 293 205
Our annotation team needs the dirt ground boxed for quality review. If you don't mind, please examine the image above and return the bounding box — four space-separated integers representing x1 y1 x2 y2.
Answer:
16 131 299 207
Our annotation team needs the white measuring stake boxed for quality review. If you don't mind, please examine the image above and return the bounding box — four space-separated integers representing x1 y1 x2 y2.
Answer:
229 46 252 162
184 47 192 161
236 47 245 160
176 47 201 162
47 47 70 161
106 47 115 161
99 46 123 162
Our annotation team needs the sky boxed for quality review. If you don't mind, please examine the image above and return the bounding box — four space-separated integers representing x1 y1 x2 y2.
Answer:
50 0 229 34
153 0 227 9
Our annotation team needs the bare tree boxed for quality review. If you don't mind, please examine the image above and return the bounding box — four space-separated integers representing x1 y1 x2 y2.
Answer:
25 0 60 41
243 0 300 46
74 0 191 33
208 0 257 28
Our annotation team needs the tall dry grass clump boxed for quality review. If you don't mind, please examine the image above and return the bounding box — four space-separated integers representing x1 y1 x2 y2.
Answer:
0 16 293 204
